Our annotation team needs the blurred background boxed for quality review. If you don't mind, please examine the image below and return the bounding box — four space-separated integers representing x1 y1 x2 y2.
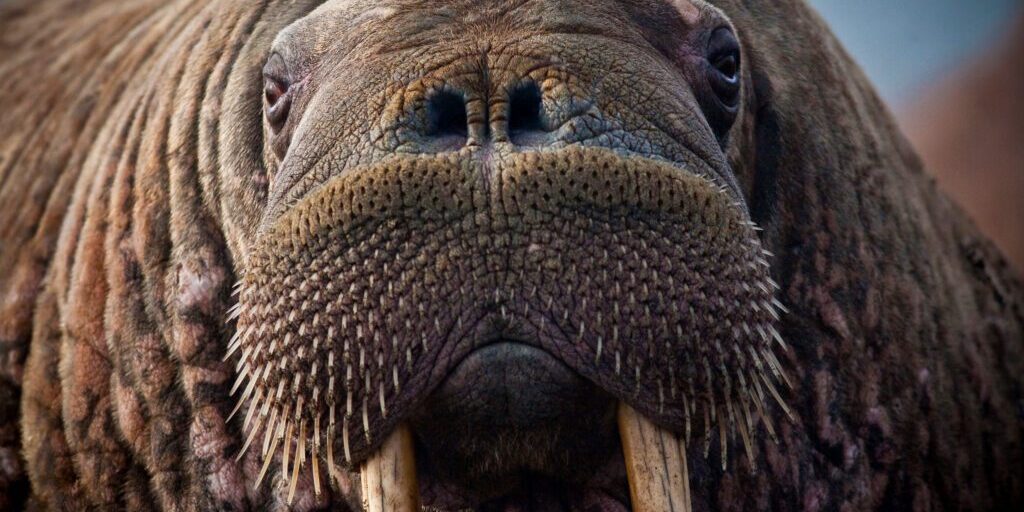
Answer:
809 0 1024 271
811 0 1019 104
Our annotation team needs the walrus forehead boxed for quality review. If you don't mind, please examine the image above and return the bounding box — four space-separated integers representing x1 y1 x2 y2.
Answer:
274 0 710 60
270 0 396 66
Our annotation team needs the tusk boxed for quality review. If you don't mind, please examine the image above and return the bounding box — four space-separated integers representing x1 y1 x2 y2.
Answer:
360 423 420 512
619 403 692 512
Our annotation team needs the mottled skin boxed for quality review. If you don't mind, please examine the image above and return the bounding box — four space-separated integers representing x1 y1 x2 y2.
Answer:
0 1 1021 511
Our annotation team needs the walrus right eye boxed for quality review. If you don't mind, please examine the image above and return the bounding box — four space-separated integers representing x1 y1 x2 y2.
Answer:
706 27 741 109
262 53 292 134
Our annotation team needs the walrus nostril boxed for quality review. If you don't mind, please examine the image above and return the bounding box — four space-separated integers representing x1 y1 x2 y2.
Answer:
508 82 544 143
426 89 469 142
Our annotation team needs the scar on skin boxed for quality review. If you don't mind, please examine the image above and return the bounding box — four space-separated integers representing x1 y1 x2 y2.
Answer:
671 0 701 25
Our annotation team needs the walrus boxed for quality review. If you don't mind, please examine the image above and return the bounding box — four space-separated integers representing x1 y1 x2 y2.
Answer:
0 0 1021 510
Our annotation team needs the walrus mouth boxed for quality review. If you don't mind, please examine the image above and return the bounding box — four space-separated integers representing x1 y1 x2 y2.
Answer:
358 398 689 512
228 145 789 509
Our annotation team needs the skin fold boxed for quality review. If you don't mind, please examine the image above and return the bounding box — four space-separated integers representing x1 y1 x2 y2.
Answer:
0 0 1021 510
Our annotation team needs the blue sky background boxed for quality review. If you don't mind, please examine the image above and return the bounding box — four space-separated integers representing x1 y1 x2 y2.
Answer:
808 0 1021 106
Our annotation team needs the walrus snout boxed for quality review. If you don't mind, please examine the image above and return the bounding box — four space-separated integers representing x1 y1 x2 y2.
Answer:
233 144 788 478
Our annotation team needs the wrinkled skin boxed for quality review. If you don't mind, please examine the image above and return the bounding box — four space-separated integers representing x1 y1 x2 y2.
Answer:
0 0 1022 511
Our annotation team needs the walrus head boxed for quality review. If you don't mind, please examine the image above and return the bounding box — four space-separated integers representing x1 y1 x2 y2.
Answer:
4 0 1023 509
229 0 788 509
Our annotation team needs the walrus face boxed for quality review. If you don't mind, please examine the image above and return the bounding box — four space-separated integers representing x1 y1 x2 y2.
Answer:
231 0 788 509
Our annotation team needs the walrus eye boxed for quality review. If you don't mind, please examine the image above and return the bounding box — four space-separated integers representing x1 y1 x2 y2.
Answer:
262 53 292 133
706 27 741 109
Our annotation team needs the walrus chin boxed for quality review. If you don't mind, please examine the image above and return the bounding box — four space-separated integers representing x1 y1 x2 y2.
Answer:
227 145 790 510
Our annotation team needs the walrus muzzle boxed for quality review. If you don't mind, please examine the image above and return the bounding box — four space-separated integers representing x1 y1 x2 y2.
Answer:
230 143 788 509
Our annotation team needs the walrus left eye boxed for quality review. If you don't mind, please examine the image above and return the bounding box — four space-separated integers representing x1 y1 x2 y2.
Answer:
262 53 292 133
706 27 741 109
